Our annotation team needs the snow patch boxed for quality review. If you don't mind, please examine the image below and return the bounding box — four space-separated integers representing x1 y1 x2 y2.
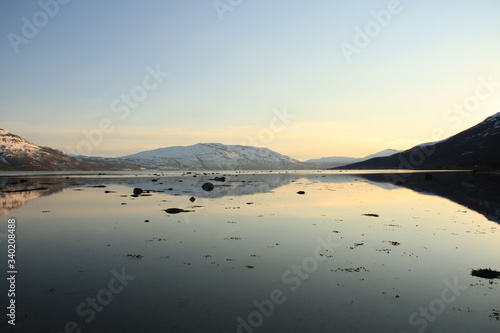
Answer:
416 139 446 148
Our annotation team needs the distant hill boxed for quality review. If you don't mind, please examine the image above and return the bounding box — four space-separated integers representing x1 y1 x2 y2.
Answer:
0 129 95 171
116 143 309 170
306 149 401 169
334 112 500 170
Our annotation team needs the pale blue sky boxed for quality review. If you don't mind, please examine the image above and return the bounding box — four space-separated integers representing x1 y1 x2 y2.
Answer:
1 0 499 159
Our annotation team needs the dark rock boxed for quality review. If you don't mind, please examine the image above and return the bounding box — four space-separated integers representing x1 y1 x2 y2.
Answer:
127 254 143 259
133 188 144 196
189 197 196 202
489 309 499 321
213 177 226 182
362 213 379 217
164 208 193 214
152 179 158 182
144 220 150 223
471 268 500 279
297 191 306 195
202 182 214 191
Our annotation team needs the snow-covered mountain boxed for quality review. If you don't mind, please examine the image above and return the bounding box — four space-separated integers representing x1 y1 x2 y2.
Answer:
118 143 309 170
306 149 401 169
0 130 310 171
336 112 500 170
0 129 95 171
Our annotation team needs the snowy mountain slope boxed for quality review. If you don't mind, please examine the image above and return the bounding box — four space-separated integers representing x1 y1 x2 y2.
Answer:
120 143 309 170
306 149 401 169
335 112 500 170
0 129 95 171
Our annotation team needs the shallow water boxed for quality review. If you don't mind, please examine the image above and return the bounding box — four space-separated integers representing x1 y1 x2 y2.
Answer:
1 171 499 332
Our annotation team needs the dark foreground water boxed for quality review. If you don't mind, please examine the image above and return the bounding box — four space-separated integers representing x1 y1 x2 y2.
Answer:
1 171 499 333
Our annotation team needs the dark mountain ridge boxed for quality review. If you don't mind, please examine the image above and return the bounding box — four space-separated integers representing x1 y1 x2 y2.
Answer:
334 112 500 170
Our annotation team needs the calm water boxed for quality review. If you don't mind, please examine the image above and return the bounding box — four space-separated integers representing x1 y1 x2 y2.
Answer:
1 171 499 332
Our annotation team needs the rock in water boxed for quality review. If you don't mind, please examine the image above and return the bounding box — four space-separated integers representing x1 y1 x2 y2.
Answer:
202 183 214 191
165 208 193 214
213 177 226 182
471 268 500 279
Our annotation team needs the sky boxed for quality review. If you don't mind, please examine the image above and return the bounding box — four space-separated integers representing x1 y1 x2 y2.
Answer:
1 0 500 160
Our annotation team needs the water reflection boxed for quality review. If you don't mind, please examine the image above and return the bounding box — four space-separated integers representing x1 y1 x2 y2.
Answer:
357 171 500 224
0 177 75 215
0 171 499 332
2 171 499 225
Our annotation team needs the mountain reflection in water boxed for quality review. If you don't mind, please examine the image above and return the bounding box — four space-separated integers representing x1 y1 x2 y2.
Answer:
1 171 499 224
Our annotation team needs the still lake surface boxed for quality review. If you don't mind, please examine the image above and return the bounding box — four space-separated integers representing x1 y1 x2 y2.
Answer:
1 170 499 333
